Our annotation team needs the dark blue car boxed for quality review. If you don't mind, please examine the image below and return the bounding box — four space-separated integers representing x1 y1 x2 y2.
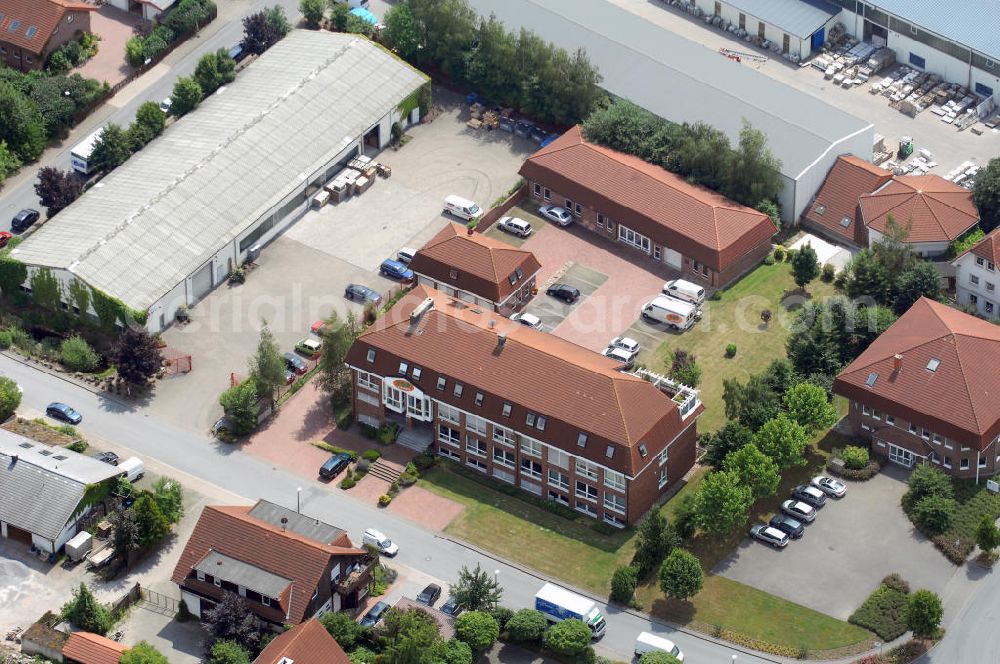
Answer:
319 452 351 479
379 259 414 282
360 601 390 628
46 402 82 425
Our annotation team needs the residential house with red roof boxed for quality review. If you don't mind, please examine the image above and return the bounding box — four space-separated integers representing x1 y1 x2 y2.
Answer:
834 297 1000 478
254 618 350 664
409 223 542 315
171 499 373 628
0 0 94 72
345 286 703 526
952 227 1000 319
518 126 776 289
803 155 980 256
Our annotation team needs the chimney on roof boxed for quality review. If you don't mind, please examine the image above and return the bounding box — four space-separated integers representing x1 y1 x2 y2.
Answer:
497 332 507 348
488 319 496 329
410 297 434 322
894 354 903 372
280 516 288 532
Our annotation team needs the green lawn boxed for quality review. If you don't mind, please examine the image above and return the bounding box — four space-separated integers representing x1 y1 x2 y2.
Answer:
643 260 837 432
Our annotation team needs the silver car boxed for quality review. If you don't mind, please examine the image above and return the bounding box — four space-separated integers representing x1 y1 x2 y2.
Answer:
497 216 533 237
511 312 543 330
750 524 789 548
538 205 573 227
781 500 816 523
811 475 847 498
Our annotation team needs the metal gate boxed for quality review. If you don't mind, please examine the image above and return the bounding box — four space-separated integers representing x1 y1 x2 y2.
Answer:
191 262 213 301
140 587 178 615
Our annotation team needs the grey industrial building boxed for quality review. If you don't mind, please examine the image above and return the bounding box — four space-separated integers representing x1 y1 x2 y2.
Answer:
466 0 874 223
12 30 427 333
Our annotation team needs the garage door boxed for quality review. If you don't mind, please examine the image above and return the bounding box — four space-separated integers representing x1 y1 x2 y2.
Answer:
663 247 683 269
5 524 33 545
191 263 213 302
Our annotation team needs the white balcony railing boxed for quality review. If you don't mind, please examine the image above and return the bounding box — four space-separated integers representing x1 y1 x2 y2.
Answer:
631 368 700 419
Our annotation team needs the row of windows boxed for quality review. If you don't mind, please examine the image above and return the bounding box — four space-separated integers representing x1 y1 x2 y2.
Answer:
967 293 996 316
861 405 971 451
968 274 996 292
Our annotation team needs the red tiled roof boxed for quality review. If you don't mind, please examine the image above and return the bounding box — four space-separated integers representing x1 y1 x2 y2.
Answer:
409 223 542 304
803 155 892 245
519 126 776 272
254 618 350 664
834 297 1000 449
345 286 699 475
62 632 127 664
0 0 95 55
957 226 1000 266
171 504 364 625
860 174 979 243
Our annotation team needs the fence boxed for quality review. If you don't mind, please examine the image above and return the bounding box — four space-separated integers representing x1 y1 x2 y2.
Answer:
139 587 178 616
110 583 142 617
478 183 527 230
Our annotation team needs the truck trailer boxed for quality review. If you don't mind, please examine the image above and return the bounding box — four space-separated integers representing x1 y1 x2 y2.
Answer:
534 583 606 638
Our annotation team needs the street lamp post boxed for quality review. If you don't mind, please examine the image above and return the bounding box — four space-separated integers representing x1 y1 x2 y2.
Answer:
297 487 302 513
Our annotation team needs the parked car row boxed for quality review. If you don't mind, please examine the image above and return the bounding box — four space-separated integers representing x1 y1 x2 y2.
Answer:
602 336 641 371
750 475 848 549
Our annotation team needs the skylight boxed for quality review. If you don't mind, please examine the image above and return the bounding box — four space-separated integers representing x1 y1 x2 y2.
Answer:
814 203 826 216
865 372 878 387
25 26 37 39
8 19 20 32
840 216 851 227
927 358 940 372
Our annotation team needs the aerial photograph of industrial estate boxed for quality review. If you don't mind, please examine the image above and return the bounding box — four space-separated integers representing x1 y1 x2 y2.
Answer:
0 0 998 663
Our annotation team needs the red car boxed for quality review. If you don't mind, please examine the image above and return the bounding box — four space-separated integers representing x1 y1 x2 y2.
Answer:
0 231 12 249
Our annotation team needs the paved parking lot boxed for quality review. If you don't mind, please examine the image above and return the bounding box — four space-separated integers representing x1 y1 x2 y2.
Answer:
716 468 958 621
155 90 532 431
519 264 607 332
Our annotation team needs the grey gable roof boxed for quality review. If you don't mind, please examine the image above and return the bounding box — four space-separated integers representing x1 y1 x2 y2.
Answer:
724 0 839 39
868 0 1000 61
12 30 428 311
0 430 122 542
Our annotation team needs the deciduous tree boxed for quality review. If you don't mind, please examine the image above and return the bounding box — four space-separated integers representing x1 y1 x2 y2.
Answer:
35 167 83 217
639 652 683 664
151 477 183 523
752 414 809 470
208 640 250 664
300 0 326 28
454 611 499 654
505 609 547 643
893 261 942 314
380 607 441 664
382 4 420 60
722 443 780 499
783 382 837 433
542 619 591 657
0 81 46 161
701 421 753 470
658 549 703 601
451 563 503 611
248 323 286 402
90 123 132 173
667 348 701 387
319 610 363 650
109 507 140 564
0 376 21 421
692 470 753 534
194 49 236 96
219 378 259 436
204 592 260 653
112 327 163 386
170 76 203 116
791 242 820 292
62 583 113 634
905 589 943 639
974 158 1000 233
120 641 169 664
976 516 1000 555
725 121 783 208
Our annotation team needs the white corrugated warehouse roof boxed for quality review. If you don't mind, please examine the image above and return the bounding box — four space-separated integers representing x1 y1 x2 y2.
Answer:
867 0 1000 61
723 0 839 39
13 31 427 311
465 0 872 181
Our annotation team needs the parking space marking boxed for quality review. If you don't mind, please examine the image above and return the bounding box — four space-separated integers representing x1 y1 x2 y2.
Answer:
521 263 608 333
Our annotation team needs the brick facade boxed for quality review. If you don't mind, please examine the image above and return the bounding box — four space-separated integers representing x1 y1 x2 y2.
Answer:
0 8 91 73
414 273 536 316
351 368 697 526
525 181 768 289
845 400 999 479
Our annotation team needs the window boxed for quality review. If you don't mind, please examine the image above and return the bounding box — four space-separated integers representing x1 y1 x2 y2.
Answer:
25 26 37 39
366 349 376 363
536 416 546 431
574 203 582 216
494 467 515 483
618 225 651 253
262 595 271 606
988 302 996 315
520 437 541 456
659 447 669 466
577 433 588 447
453 383 464 397
576 501 597 517
910 24 918 35
576 481 598 502
988 283 996 292
961 459 970 470
399 361 408 375
565 198 573 210
926 358 940 372
872 409 881 421
659 467 668 488
814 203 826 216
468 457 487 472
971 294 979 305
639 443 648 458
597 213 605 228
466 414 487 436
522 458 542 479
8 19 20 31
970 274 980 286
494 447 515 468
494 425 515 447
196 570 205 581
961 445 971 452
214 577 222 588
909 52 925 69
438 425 460 446
886 414 895 426
438 403 461 425
932 433 942 445
605 469 625 491
533 183 541 196
921 428 931 440
980 456 988 468
944 439 953 450
606 218 614 231
861 423 871 431
466 437 487 457
604 493 626 514
605 445 614 459
543 188 551 201
548 489 569 505
439 447 460 461
437 376 446 390
502 402 512 417
943 456 952 469
738 12 745 29
548 447 569 469
549 470 569 490
357 370 379 392
929 451 939 464
977 257 985 266
908 423 918 434
862 404 872 416
474 392 484 407
576 458 598 480
526 412 536 427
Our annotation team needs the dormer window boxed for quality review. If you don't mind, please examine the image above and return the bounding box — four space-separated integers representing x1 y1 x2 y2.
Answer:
411 367 422 380
262 596 271 606
449 268 459 279
577 433 588 447
399 361 408 374
366 349 375 363
437 376 446 390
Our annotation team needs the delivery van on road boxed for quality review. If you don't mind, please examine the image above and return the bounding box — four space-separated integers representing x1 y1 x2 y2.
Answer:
535 583 607 639
634 631 685 661
640 295 699 331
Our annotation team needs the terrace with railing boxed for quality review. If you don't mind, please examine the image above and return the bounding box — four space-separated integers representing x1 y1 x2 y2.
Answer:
632 368 700 419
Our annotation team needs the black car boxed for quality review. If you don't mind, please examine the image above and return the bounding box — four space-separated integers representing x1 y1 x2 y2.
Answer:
345 283 383 305
439 596 462 616
93 451 120 466
228 43 247 62
11 208 40 233
284 352 308 375
498 116 515 132
546 283 580 303
360 601 390 628
792 484 828 508
46 402 82 424
529 126 549 144
514 120 535 138
768 514 804 539
319 452 351 479
416 583 442 606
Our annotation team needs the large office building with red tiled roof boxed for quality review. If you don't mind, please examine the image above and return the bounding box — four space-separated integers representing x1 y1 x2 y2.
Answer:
172 499 373 628
519 126 777 289
409 222 542 315
834 297 1000 478
803 155 980 256
345 286 703 526
0 0 94 72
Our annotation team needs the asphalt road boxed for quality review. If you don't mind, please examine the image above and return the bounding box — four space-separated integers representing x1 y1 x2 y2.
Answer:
0 354 775 663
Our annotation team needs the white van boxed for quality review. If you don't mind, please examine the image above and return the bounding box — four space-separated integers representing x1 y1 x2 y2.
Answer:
662 279 705 306
444 195 484 221
634 632 684 661
118 457 145 482
331 0 369 7
362 528 399 556
397 247 416 265
641 296 698 331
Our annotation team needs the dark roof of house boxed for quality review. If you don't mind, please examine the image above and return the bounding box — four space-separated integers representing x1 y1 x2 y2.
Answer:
254 618 350 664
409 223 542 305
834 297 1000 448
345 286 699 475
62 632 127 664
803 155 892 245
519 126 776 272
248 499 346 544
171 501 364 624
860 174 980 243
0 0 95 55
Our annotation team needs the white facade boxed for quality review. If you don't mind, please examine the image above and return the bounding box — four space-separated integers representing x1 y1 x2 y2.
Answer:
953 252 1000 319
690 0 840 59
105 0 176 21
867 227 949 258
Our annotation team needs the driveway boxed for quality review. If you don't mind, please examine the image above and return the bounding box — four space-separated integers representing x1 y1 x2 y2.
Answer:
716 467 960 621
75 5 144 86
154 90 532 431
519 263 607 333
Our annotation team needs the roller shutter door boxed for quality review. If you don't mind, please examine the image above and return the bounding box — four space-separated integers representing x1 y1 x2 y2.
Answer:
191 263 213 302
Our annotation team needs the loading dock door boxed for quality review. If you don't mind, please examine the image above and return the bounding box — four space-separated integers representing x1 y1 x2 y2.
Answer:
663 248 683 269
811 27 824 53
191 263 213 302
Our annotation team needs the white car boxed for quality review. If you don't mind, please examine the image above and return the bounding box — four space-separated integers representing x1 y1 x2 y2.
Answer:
750 524 789 549
609 336 640 354
811 475 847 498
538 205 572 227
362 528 399 556
511 312 543 330
602 346 635 370
497 216 533 238
159 97 172 114
781 500 816 523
